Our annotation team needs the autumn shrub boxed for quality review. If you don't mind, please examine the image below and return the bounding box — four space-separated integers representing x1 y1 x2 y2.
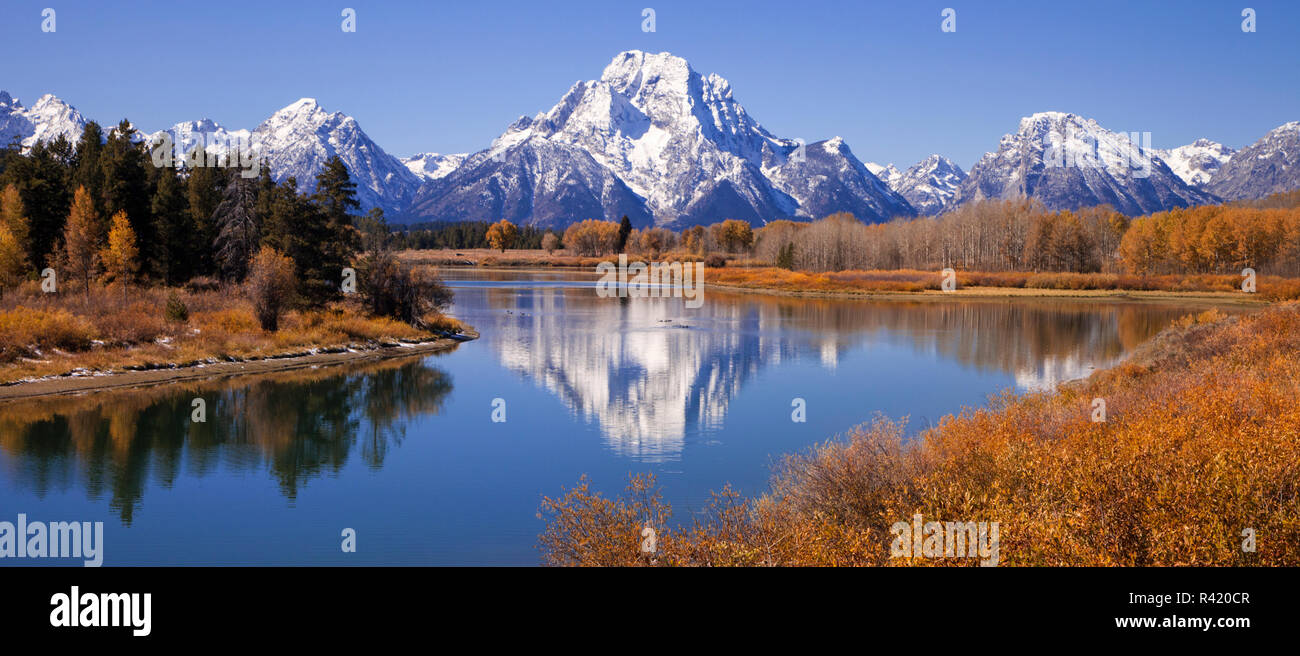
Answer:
0 308 95 362
358 252 453 327
422 313 464 335
540 303 1300 566
245 247 297 332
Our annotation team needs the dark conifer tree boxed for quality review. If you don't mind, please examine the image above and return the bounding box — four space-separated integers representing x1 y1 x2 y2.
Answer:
71 122 106 222
213 173 262 281
185 154 225 277
0 139 72 268
150 168 193 284
617 215 633 252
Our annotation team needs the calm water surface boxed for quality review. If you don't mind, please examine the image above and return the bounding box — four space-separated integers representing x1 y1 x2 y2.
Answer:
0 270 1229 564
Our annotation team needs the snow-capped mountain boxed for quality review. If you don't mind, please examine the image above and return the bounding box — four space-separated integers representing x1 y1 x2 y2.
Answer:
765 137 913 222
0 91 87 149
412 51 912 227
249 98 421 212
954 112 1218 215
1154 139 1235 189
1207 122 1300 201
402 152 467 181
892 155 967 215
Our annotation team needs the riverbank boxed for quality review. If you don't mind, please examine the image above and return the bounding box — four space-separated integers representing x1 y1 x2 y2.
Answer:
0 330 475 402
703 279 1268 306
402 249 1295 305
0 283 473 392
539 302 1300 566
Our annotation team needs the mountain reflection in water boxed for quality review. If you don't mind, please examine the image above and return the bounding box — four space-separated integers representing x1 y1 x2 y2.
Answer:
454 272 1204 461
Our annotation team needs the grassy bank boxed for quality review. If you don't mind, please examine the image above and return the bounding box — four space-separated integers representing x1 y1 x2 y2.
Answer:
704 267 1300 302
539 303 1300 566
0 284 466 385
398 248 1298 303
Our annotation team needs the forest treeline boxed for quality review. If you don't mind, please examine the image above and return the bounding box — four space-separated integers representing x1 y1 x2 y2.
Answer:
756 194 1300 277
0 119 461 324
397 191 1300 279
0 120 370 301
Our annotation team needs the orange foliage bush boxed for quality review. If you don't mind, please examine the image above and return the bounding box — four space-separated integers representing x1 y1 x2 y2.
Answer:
539 304 1300 566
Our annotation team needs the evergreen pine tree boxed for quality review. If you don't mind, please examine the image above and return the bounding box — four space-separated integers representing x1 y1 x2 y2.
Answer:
72 122 106 221
1 139 73 268
617 215 633 252
213 174 262 281
150 168 193 284
185 156 225 277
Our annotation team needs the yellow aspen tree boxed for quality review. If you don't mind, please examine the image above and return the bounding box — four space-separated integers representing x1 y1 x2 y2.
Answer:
485 218 518 252
101 210 140 286
0 224 27 298
0 184 30 261
61 186 102 297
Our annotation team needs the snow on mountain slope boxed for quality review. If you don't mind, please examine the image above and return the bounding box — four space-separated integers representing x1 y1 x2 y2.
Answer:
1207 122 1300 200
414 51 912 227
409 134 653 229
1153 139 1235 189
0 91 87 149
865 162 902 188
402 152 468 181
249 98 421 212
892 154 966 215
955 111 1218 215
767 137 913 222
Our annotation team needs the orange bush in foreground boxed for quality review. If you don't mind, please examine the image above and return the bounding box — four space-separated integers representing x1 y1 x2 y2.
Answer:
539 304 1300 566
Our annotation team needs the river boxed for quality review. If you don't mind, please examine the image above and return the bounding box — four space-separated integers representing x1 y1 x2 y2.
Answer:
0 269 1228 564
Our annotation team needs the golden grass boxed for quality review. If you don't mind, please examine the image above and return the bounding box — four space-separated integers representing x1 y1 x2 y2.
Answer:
703 267 1300 301
539 304 1300 566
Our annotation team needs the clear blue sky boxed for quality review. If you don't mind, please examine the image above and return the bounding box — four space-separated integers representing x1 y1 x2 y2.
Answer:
2 0 1296 169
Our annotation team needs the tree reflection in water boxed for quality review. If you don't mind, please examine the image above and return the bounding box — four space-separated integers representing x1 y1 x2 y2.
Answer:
0 357 453 524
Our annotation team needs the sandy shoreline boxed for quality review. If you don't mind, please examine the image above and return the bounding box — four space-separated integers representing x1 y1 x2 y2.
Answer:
0 333 475 402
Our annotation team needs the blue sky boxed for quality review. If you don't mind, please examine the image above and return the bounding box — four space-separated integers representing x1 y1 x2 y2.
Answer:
2 0 1296 169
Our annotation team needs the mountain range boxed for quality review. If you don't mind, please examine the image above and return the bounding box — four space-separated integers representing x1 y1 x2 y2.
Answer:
3 50 1296 225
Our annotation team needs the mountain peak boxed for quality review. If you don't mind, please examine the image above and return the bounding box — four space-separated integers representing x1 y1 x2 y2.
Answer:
599 50 694 95
961 112 1217 215
1 92 86 149
275 98 325 118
